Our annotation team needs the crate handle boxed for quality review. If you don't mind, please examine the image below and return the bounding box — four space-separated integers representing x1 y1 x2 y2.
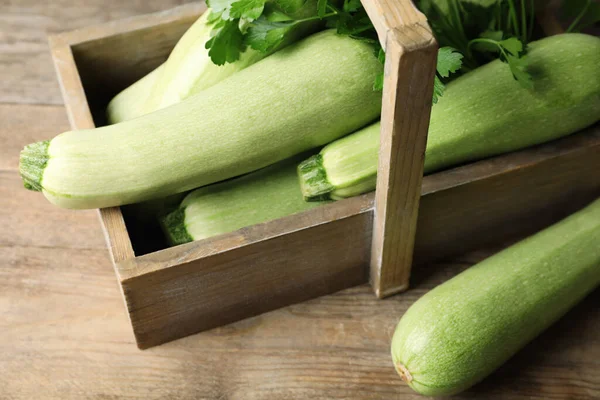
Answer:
362 0 438 298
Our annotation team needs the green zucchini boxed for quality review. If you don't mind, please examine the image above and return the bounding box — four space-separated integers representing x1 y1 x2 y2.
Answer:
19 30 382 209
109 4 321 123
391 197 600 397
163 155 327 245
141 11 266 114
106 64 164 124
299 33 600 201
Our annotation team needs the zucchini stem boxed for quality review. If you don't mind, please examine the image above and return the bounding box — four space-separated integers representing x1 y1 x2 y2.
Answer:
161 207 194 246
297 154 335 201
19 140 50 192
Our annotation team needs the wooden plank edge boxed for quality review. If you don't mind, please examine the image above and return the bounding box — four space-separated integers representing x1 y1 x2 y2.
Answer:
422 124 600 195
49 3 205 47
116 194 374 281
370 23 437 299
48 35 135 263
361 0 428 49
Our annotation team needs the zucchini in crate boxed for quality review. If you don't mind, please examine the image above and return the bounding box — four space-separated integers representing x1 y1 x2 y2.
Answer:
163 155 328 245
391 197 600 397
108 1 322 123
19 30 383 209
106 64 164 124
141 10 267 114
299 33 600 201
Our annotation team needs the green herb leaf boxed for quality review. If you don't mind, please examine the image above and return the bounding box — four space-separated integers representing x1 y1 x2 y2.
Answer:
229 0 268 21
436 47 464 78
343 0 363 12
433 75 445 104
499 36 523 56
317 0 328 18
506 54 533 89
207 0 236 19
373 73 384 91
273 0 311 15
433 47 463 103
205 19 246 65
207 10 224 24
372 47 385 91
245 16 297 52
377 47 385 64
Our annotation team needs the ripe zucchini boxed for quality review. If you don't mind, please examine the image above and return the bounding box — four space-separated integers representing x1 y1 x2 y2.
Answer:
106 64 164 124
163 155 327 245
142 11 267 114
391 197 600 397
299 33 600 201
19 30 382 209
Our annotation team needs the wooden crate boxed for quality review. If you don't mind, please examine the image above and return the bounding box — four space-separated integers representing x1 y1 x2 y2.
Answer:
48 2 600 349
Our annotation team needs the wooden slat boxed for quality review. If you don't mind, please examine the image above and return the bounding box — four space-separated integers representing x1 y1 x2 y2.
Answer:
49 33 134 262
369 21 437 298
415 126 600 265
361 0 428 49
118 207 373 349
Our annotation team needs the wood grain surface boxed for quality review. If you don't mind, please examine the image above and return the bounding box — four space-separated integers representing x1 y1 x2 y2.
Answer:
1 2 599 399
370 23 437 298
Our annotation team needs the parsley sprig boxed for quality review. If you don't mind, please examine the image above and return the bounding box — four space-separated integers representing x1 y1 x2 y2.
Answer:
206 0 463 99
417 0 536 89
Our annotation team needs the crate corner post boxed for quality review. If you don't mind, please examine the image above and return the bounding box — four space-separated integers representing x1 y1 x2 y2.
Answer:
362 0 438 298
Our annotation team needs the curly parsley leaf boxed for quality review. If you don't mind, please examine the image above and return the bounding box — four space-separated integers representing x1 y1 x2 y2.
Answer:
245 17 298 52
433 76 446 104
205 20 246 65
343 0 362 12
499 37 523 56
506 54 533 89
468 32 532 88
433 47 463 103
229 0 268 21
436 46 464 78
317 0 328 18
207 0 236 19
372 47 385 91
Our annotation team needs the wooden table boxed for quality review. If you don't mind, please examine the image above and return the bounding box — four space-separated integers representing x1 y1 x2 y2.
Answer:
1 1 598 399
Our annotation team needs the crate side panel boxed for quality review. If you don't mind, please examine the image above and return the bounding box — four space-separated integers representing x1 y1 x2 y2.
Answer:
121 212 373 349
415 129 600 266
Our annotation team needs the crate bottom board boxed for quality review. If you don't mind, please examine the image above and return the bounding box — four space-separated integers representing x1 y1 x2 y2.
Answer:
115 126 599 348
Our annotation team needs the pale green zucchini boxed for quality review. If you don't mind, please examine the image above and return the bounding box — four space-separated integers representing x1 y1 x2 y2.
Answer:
391 197 600 396
109 5 319 123
143 4 322 114
106 64 164 124
19 30 383 209
142 11 266 114
163 156 327 245
299 33 600 201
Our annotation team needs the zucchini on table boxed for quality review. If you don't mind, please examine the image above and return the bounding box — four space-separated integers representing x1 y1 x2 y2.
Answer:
19 30 383 209
391 197 600 396
299 33 600 201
